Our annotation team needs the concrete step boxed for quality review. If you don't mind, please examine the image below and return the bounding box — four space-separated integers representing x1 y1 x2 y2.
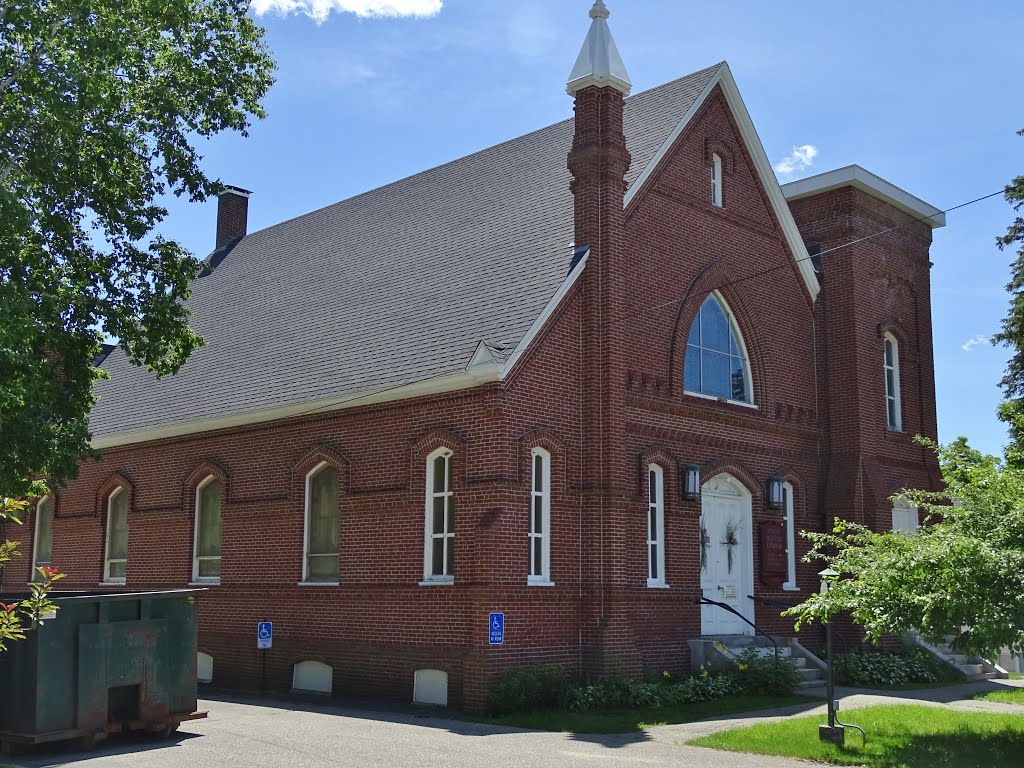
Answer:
959 663 985 677
797 677 826 689
797 667 822 681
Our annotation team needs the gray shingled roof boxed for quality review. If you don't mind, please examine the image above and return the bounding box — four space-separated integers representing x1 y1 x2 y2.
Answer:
90 64 722 442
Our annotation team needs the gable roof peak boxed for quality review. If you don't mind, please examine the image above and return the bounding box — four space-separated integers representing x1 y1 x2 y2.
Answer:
567 1 631 97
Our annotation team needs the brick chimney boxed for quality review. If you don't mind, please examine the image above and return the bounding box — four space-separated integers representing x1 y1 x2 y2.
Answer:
216 185 251 249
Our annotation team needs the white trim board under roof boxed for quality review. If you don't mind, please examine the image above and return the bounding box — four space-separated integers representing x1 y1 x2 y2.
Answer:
781 165 946 229
623 62 821 303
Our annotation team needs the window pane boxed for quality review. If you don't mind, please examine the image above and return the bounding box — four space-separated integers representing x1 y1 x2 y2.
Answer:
109 493 128 560
649 508 657 541
702 350 731 399
198 558 221 578
307 554 337 581
532 538 542 576
309 468 339 555
432 538 444 575
684 346 701 391
532 497 542 534
649 471 657 505
433 496 446 534
533 455 543 492
649 544 658 579
885 339 894 366
885 368 896 398
687 312 701 345
445 538 454 575
731 355 747 402
887 398 898 428
446 499 455 534
432 455 446 493
109 560 126 579
35 498 54 565
701 300 729 353
198 480 222 558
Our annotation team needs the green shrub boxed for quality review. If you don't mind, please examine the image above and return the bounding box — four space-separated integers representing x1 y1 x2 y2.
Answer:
486 664 569 715
729 648 802 696
831 648 964 687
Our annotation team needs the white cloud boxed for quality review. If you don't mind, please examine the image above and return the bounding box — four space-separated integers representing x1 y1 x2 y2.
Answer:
962 334 989 352
774 144 819 176
252 0 442 23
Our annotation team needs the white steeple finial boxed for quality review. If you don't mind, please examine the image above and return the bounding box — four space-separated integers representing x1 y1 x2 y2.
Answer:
566 1 632 97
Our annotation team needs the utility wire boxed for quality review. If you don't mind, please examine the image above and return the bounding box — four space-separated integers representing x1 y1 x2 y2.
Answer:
613 188 1006 326
277 187 1005 423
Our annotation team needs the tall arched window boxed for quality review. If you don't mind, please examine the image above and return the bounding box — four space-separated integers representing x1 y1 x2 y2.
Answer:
647 465 666 587
193 476 223 583
33 495 54 583
528 448 551 584
423 448 454 583
884 332 902 431
684 293 752 403
304 463 339 583
104 487 129 583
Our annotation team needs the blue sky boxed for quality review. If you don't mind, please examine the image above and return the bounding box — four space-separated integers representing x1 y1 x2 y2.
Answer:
159 0 1023 457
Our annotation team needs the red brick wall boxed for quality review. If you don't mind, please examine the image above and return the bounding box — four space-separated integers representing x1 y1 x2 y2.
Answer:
1 85 941 711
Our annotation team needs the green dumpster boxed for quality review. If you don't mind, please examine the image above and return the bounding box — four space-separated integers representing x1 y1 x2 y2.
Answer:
0 589 207 752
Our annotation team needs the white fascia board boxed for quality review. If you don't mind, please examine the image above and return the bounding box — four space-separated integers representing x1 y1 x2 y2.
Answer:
624 62 820 303
500 249 589 381
91 367 500 450
781 165 946 228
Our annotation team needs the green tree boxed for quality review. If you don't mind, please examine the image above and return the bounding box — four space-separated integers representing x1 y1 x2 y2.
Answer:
1 1 274 641
993 128 1024 467
1 1 274 499
786 438 1024 659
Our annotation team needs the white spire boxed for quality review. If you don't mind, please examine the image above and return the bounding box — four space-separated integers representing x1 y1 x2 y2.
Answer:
566 1 632 97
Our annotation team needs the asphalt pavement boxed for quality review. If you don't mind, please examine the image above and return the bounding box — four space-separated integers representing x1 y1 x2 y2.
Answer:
6 678 1022 768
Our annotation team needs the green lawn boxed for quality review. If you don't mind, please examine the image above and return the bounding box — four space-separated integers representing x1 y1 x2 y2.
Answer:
1009 672 1023 680
971 686 1024 705
690 704 1024 767
486 694 815 734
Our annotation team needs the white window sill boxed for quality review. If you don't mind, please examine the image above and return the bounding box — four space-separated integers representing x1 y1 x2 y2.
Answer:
647 579 670 589
189 580 221 587
297 581 339 587
527 579 555 587
99 580 125 586
782 584 800 592
419 579 454 586
683 390 758 410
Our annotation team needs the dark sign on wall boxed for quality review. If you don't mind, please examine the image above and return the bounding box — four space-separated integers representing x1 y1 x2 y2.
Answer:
759 520 788 587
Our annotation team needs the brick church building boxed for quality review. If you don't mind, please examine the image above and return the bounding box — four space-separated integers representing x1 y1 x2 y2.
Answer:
5 2 945 711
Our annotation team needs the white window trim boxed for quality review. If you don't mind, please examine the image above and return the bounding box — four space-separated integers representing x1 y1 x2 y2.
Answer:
32 495 52 582
892 497 919 534
528 448 553 585
302 461 339 584
423 448 454 584
192 475 222 585
646 464 668 588
711 152 723 207
782 482 799 591
103 487 127 584
884 332 902 431
683 290 755 406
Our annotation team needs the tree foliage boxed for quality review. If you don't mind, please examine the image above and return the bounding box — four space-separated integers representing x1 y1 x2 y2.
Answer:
993 128 1024 467
786 438 1024 659
0 1 275 499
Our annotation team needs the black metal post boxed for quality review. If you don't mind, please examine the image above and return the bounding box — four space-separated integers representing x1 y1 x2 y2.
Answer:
826 618 835 728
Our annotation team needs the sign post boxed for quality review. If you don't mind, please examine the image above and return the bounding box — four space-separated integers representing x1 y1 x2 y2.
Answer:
257 622 272 693
488 613 504 645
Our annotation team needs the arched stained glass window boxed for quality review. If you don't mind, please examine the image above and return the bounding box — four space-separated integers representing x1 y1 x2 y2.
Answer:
684 294 752 403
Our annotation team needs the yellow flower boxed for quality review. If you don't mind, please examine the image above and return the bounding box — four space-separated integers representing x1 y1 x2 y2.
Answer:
738 663 748 671
662 670 670 679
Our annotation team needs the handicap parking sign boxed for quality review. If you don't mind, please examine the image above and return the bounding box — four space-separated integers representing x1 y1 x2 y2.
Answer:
257 621 273 649
488 613 504 645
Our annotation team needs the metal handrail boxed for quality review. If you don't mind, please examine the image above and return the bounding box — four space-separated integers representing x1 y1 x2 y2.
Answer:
699 596 779 660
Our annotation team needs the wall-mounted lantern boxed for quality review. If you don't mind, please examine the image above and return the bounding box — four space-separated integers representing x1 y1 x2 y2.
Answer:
766 474 784 510
681 464 701 501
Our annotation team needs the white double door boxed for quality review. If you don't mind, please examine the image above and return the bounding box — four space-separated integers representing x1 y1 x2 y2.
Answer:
699 475 755 636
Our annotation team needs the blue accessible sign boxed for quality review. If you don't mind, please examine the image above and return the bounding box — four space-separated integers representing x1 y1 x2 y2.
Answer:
257 621 273 650
488 612 504 645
